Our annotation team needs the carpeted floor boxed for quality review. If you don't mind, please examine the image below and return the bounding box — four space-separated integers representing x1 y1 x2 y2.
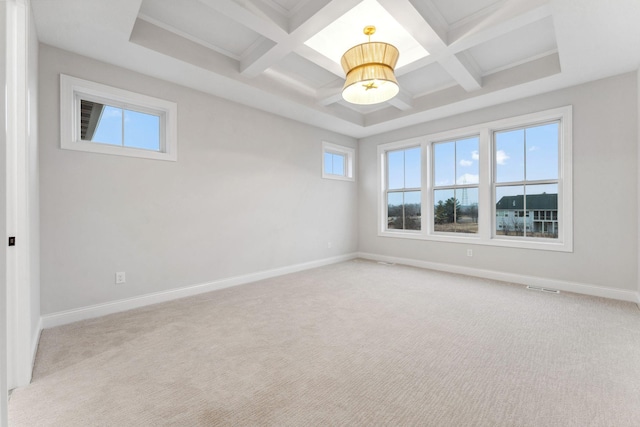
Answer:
9 259 640 426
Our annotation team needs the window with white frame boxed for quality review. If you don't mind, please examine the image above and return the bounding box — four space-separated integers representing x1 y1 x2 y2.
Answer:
385 146 421 230
433 136 479 234
494 121 560 239
322 142 354 181
60 74 178 161
377 106 572 251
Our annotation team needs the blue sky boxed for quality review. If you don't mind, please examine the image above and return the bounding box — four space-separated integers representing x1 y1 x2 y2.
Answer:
434 136 479 187
91 105 160 151
324 152 345 175
388 147 420 189
496 122 558 183
388 122 559 207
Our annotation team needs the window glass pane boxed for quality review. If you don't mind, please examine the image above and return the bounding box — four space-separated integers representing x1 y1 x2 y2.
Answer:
324 152 333 175
434 189 455 232
90 104 123 146
495 129 524 183
457 187 479 234
387 192 404 229
456 137 479 185
388 150 405 189
495 185 525 236
404 191 421 230
434 142 454 186
404 147 421 188
332 153 345 176
387 191 421 230
124 109 160 151
526 122 558 181
526 183 558 239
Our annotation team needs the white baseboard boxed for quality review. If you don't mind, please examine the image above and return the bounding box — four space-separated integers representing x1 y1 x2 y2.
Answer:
357 252 640 304
41 253 358 329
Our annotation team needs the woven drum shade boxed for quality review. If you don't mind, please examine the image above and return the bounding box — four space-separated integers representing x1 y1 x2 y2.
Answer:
341 41 400 105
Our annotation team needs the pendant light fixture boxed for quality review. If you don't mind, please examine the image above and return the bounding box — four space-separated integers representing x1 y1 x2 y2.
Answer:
340 25 400 105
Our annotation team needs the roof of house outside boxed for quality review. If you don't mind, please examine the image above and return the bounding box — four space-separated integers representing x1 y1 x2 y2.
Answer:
496 193 557 210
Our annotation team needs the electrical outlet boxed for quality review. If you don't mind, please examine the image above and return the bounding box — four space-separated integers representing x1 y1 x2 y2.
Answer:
115 272 126 284
467 249 473 257
328 241 332 249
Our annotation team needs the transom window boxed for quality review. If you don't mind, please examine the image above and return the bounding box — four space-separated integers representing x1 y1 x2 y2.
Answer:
60 74 177 161
79 100 161 151
377 106 573 252
322 141 354 181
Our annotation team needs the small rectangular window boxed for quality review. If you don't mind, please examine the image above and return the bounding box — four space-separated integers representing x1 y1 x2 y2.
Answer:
61 74 177 161
322 142 354 181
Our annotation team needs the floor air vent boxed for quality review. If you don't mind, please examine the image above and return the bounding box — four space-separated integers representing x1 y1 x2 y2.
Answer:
526 285 560 294
377 261 395 266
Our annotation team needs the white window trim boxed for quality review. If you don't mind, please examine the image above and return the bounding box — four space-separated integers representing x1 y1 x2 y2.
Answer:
377 106 573 252
322 141 355 181
60 74 178 161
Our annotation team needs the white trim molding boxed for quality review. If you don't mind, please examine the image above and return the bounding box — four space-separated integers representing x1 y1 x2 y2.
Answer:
41 253 358 329
60 74 178 161
322 141 355 181
377 106 573 252
357 252 640 304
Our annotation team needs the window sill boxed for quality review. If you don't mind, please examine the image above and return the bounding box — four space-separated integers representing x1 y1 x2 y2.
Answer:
378 230 572 252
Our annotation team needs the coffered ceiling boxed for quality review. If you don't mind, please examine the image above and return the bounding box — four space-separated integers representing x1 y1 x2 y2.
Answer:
31 0 640 138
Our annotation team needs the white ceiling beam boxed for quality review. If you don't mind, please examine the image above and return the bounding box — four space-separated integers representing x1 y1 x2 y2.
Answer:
376 0 446 55
239 0 363 78
241 39 280 76
377 0 482 92
316 86 343 106
439 52 482 91
395 55 437 77
387 89 413 111
405 0 449 44
448 0 552 54
195 0 287 41
295 44 344 78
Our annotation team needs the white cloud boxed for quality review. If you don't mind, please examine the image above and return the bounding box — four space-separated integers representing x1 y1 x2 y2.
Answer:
471 150 479 160
496 150 509 165
456 173 479 185
459 159 473 167
528 145 539 152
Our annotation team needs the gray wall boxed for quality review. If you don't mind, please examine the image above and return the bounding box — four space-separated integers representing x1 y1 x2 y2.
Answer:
39 45 358 314
359 73 638 292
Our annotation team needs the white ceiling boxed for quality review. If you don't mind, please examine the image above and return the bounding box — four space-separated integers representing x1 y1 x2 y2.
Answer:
31 0 640 138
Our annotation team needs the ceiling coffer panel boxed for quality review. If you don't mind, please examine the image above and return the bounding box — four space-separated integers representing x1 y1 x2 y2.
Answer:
139 0 263 59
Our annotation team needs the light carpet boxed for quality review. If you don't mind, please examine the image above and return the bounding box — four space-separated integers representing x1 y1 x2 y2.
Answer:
9 259 640 426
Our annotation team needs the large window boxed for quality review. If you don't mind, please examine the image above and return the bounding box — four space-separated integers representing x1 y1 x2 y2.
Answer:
494 122 559 239
60 74 178 161
433 137 479 234
377 106 572 251
385 146 421 230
